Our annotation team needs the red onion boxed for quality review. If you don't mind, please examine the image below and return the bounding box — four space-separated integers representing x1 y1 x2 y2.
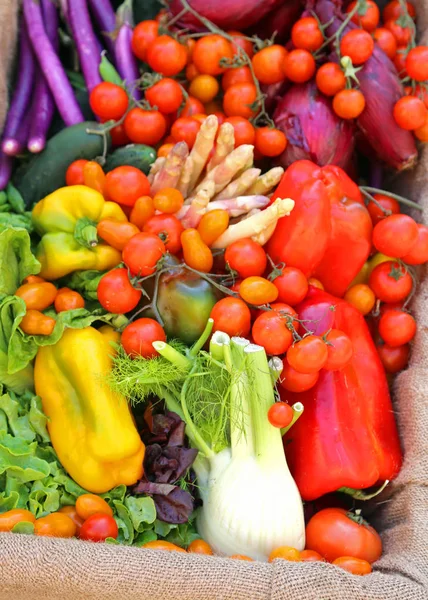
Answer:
246 0 303 44
273 81 355 169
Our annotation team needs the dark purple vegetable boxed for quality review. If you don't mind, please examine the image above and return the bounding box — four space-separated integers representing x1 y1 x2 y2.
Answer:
312 0 417 171
2 22 35 156
42 0 59 48
273 81 355 170
88 0 117 55
144 444 198 484
68 0 102 92
115 24 141 100
246 0 303 44
0 153 13 191
133 481 194 524
23 0 84 126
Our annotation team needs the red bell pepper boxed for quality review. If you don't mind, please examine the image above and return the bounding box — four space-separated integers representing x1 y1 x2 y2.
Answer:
282 287 403 501
266 160 331 277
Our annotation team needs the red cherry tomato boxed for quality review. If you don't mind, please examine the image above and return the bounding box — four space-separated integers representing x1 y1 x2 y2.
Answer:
225 238 267 278
105 166 151 207
267 402 294 428
377 343 410 373
122 232 166 276
121 318 167 359
279 358 319 393
97 268 142 314
143 214 184 255
210 297 251 337
378 309 416 347
272 267 308 306
252 312 293 355
324 329 353 371
89 82 129 121
287 336 328 374
79 513 119 542
369 262 413 303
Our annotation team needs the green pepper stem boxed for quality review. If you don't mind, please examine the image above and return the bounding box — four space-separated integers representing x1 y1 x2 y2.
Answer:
152 341 192 371
81 225 98 247
190 318 214 357
281 402 304 436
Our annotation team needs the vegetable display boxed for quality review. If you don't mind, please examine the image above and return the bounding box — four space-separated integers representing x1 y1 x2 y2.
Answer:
0 0 427 579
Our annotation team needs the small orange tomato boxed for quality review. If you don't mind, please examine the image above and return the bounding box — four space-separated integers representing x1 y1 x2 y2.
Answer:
181 229 214 272
34 512 77 538
54 289 85 312
268 546 301 562
224 116 255 146
333 89 366 119
186 63 200 81
300 549 325 562
153 188 184 214
15 282 58 311
20 310 56 336
130 196 155 229
189 74 220 104
227 30 254 59
254 127 287 157
192 113 208 124
58 506 85 535
223 83 257 119
239 276 279 305
75 494 113 521
332 556 372 575
230 554 254 561
344 284 376 316
157 143 175 158
23 275 45 284
197 209 230 246
0 509 35 532
143 540 186 552
97 219 140 251
83 161 106 195
187 539 214 555
252 45 288 85
65 159 88 186
308 278 324 290
192 34 234 76
222 66 253 91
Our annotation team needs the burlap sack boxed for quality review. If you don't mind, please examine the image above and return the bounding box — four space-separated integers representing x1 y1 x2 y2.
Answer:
0 1 427 598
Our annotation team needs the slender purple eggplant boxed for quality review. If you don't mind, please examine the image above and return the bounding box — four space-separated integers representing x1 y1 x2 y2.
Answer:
23 0 84 126
2 21 35 156
115 24 141 100
0 153 13 191
68 0 103 92
87 0 117 55
42 0 59 49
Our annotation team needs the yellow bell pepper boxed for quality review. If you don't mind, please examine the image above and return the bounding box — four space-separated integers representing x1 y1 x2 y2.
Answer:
34 326 145 494
32 185 127 280
367 252 394 276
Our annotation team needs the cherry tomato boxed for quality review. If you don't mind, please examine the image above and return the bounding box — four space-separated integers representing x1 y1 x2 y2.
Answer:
171 117 201 149
35 513 77 538
379 309 416 346
146 35 188 76
130 196 155 229
291 17 324 51
324 329 353 371
121 318 166 359
145 78 183 114
369 261 413 302
272 267 308 306
267 402 294 429
373 214 419 258
227 30 254 59
222 116 255 147
97 268 142 314
181 229 213 273
238 276 278 305
76 494 113 520
333 89 366 119
287 336 328 374
393 96 426 130
268 303 298 320
383 0 416 21
252 45 288 85
79 513 118 542
225 238 267 278
153 188 184 214
284 49 316 83
414 113 428 141
344 284 376 315
315 62 346 96
83 161 106 195
254 127 287 157
157 143 175 158
97 220 139 251
223 83 257 119
367 193 400 225
402 224 428 265
300 549 324 562
0 509 35 532
186 63 199 81
306 508 382 563
377 343 410 373
222 66 253 91
332 556 372 575
89 82 128 121
393 49 407 75
105 165 150 208
23 275 45 284
65 159 88 186
268 546 301 562
373 27 397 59
308 277 324 290
405 46 428 82
252 312 293 355
15 281 57 311
181 96 205 117
187 539 214 555
143 214 184 255
110 123 130 147
122 232 165 276
192 34 233 76
197 209 229 246
124 108 167 146
54 288 85 312
385 19 412 46
58 506 84 535
189 74 219 104
143 540 186 552
279 358 319 392
210 297 251 337
20 310 56 336
131 20 159 61
346 0 379 31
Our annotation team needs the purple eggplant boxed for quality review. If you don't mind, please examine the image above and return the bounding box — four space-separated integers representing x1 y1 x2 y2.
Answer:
68 0 102 92
42 0 59 49
115 24 141 100
87 0 117 55
0 153 13 191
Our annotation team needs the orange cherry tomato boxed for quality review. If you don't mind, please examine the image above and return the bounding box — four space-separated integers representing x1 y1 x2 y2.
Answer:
315 62 346 96
222 66 253 91
279 358 319 393
333 89 366 119
171 117 202 149
269 546 301 562
54 288 85 312
393 96 426 130
373 27 397 59
22 275 45 284
344 284 376 315
181 229 213 272
130 196 155 229
189 74 220 104
210 297 251 337
252 45 288 85
197 209 230 246
97 219 140 251
292 17 324 50
192 34 234 76
83 161 106 195
142 540 186 552
157 143 175 158
300 549 325 562
227 30 254 59
20 310 56 336
284 49 316 83
186 63 200 81
76 494 113 520
224 116 255 146
66 159 88 186
255 127 287 157
181 96 205 117
223 83 257 119
0 509 35 532
105 165 151 207
58 506 85 535
239 276 279 305
34 512 77 538
340 29 374 64
187 539 214 555
15 282 58 311
287 336 328 374
230 555 254 561
153 188 184 214
332 556 372 575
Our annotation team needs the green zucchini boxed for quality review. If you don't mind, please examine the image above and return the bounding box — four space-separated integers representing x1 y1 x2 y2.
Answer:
104 144 157 175
14 122 111 208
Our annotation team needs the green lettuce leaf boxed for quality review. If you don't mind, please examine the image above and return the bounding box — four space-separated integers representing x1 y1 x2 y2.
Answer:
11 521 34 534
64 270 106 301
0 228 40 295
124 496 156 533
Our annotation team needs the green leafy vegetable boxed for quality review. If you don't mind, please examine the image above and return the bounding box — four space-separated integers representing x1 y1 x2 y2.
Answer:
0 228 40 295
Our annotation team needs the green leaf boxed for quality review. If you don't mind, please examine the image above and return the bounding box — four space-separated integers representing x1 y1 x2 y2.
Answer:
29 478 61 516
101 484 127 504
0 213 33 233
11 521 35 534
124 496 156 533
0 432 51 482
113 500 135 545
0 491 20 512
0 393 35 442
64 270 107 301
0 228 40 295
6 183 26 214
134 530 157 546
154 519 175 537
28 396 50 442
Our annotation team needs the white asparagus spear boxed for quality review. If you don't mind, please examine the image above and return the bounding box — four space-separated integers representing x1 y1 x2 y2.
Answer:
181 181 216 229
214 168 261 201
247 167 284 196
150 142 188 194
206 195 270 217
185 115 219 193
207 122 235 172
195 145 254 196
147 157 165 185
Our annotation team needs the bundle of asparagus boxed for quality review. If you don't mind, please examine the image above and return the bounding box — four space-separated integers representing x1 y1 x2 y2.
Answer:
147 115 294 248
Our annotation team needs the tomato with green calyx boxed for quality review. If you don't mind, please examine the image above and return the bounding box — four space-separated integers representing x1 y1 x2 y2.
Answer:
143 214 184 255
324 329 353 371
369 262 412 303
146 36 188 76
122 232 166 277
287 336 328 374
97 268 142 314
145 78 183 114
252 311 293 355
